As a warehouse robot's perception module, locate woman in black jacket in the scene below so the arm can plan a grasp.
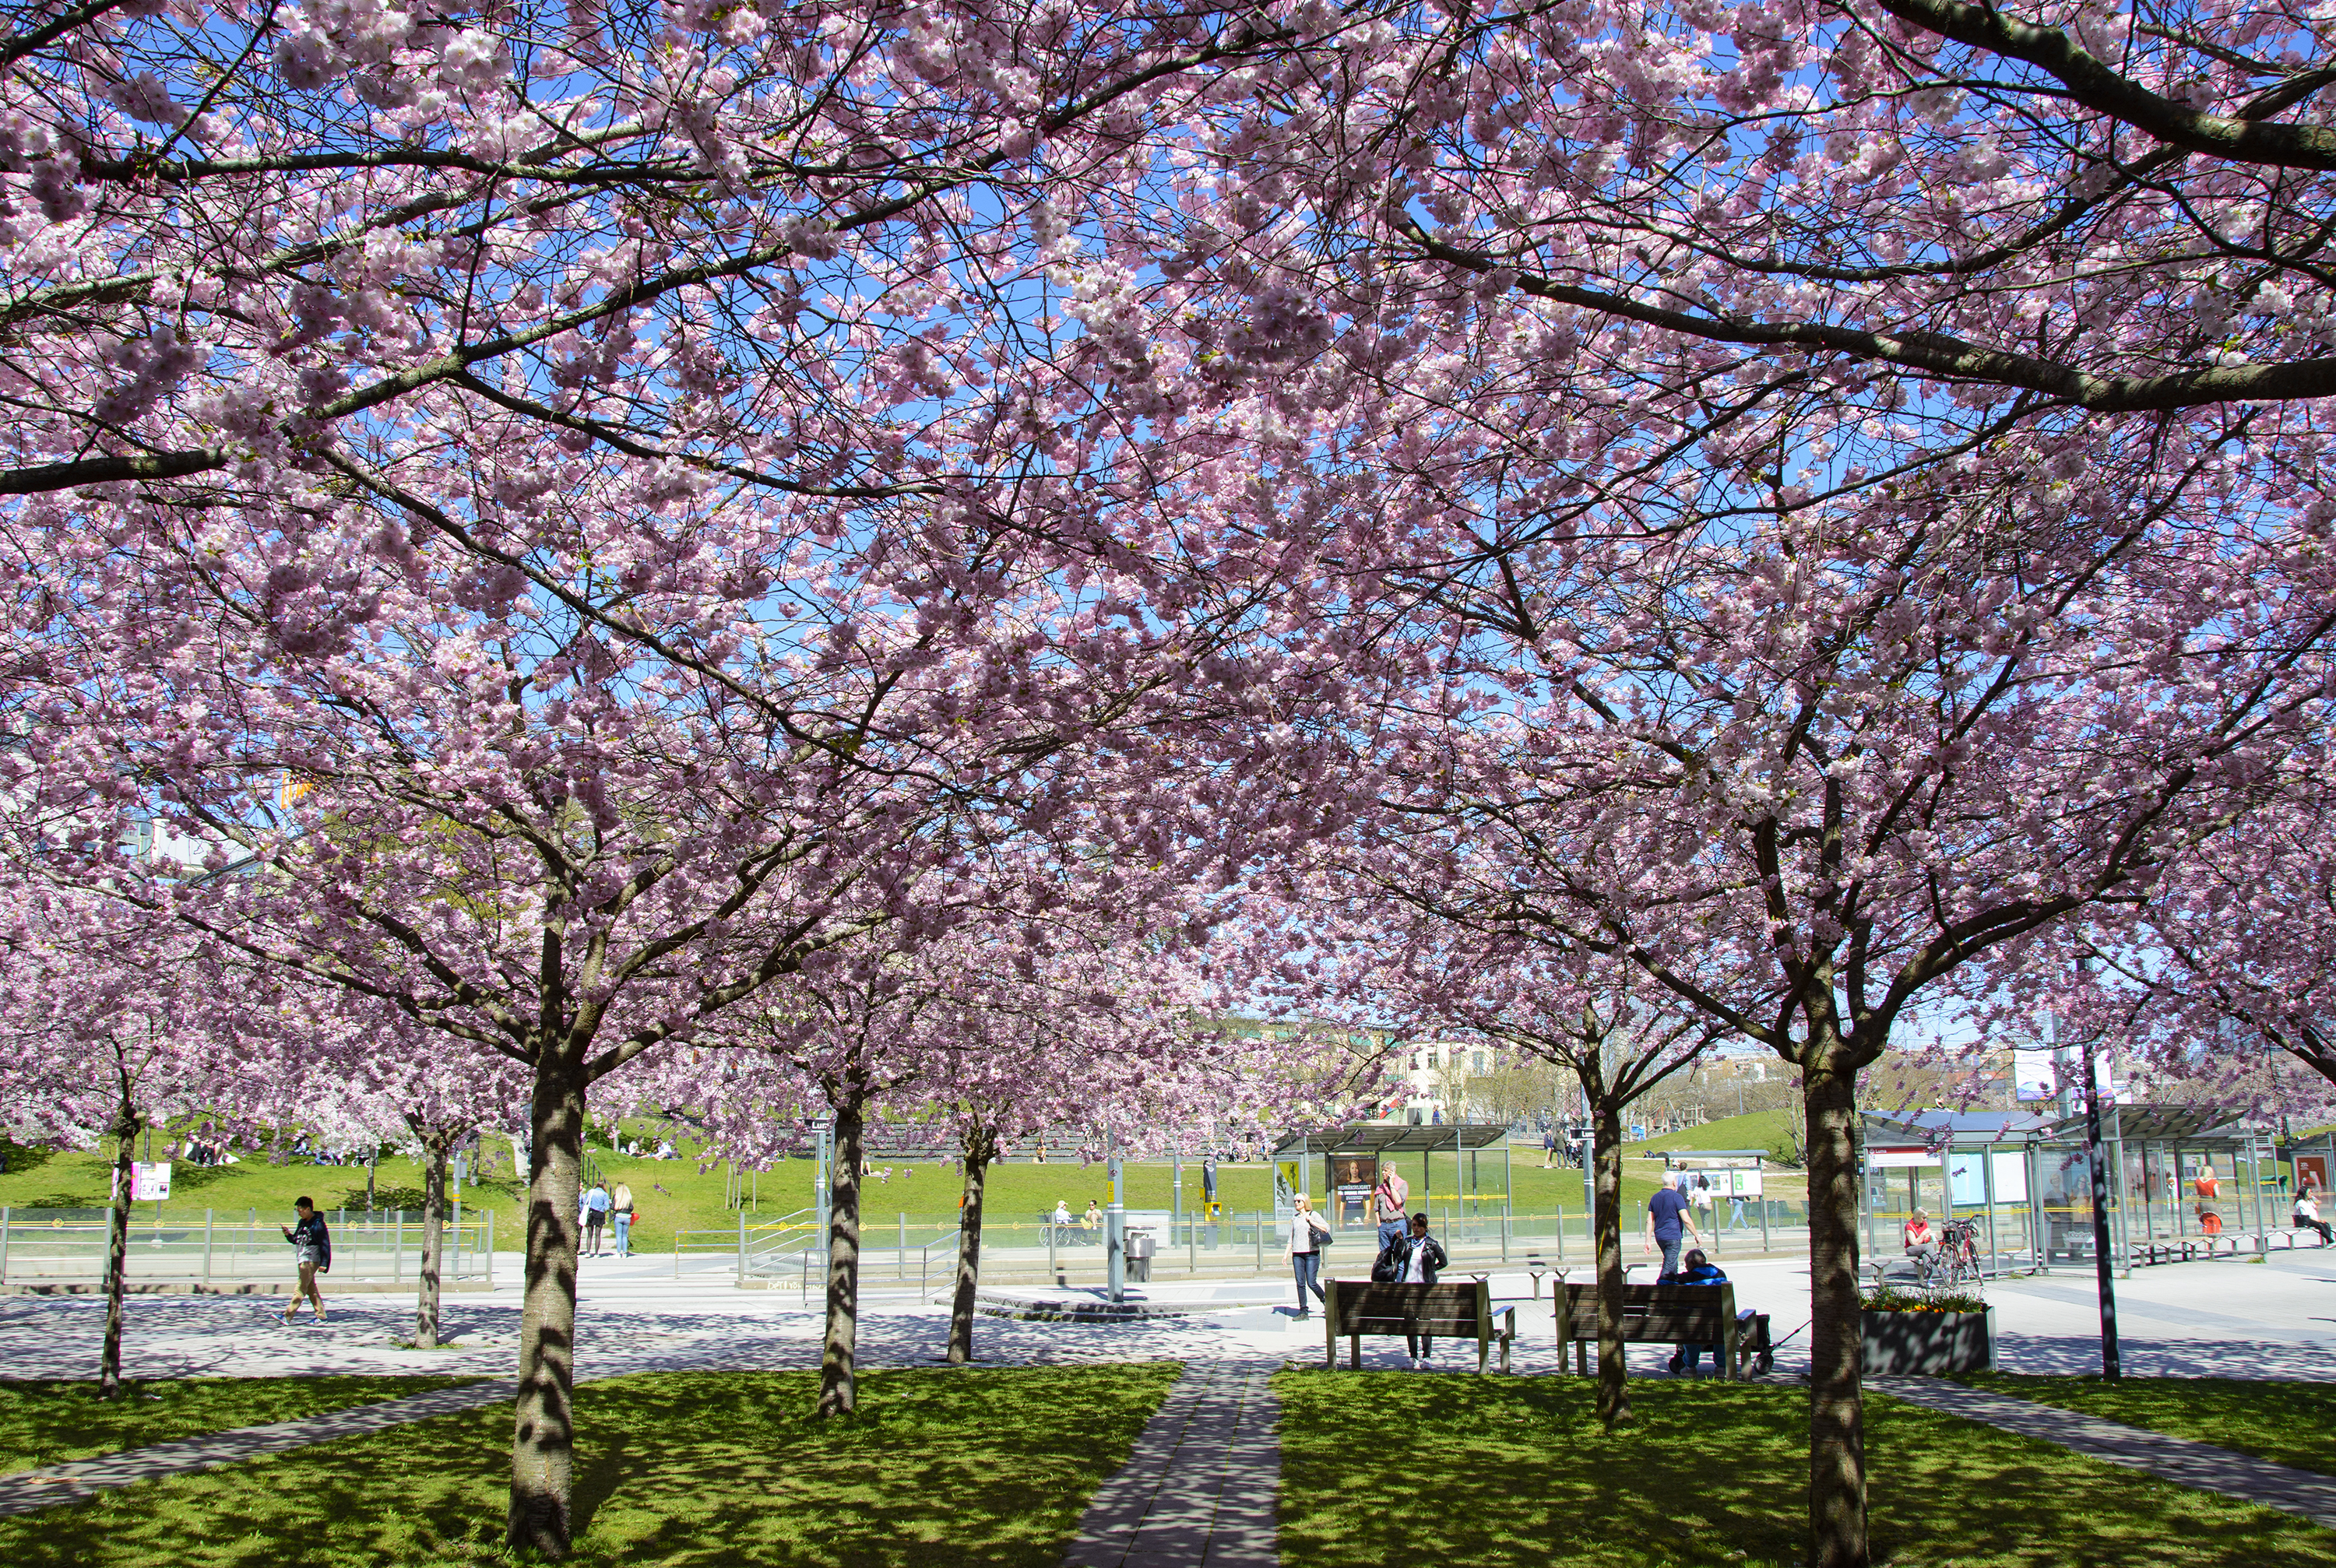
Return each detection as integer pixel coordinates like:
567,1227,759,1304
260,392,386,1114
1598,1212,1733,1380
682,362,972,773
1395,1212,1448,1368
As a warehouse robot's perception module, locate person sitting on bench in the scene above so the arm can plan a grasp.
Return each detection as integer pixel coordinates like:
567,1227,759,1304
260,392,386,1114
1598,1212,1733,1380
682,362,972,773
1902,1210,1939,1263
1661,1248,1733,1376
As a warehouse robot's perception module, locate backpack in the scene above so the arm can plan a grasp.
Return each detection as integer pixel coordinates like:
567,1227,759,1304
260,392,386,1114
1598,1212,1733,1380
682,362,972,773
1370,1234,1409,1283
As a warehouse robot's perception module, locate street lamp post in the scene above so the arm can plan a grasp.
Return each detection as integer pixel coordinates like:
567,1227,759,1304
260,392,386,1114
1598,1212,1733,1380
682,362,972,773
1106,1142,1126,1304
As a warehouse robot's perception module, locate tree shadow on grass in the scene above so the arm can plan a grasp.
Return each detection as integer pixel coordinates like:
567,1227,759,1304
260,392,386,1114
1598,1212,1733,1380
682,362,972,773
0,1364,1182,1567
1273,1373,2335,1568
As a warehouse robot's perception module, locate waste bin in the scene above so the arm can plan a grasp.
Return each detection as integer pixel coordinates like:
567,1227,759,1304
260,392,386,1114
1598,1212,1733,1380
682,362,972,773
1125,1229,1156,1283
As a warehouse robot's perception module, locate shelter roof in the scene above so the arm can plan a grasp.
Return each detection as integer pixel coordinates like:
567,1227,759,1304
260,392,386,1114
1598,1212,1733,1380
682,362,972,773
1270,1123,1511,1157
2052,1105,2252,1143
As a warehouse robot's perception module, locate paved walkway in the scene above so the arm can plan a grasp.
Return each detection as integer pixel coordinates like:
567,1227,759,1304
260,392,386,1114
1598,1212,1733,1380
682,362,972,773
1061,1359,1280,1568
1872,1378,2336,1531
0,1380,515,1517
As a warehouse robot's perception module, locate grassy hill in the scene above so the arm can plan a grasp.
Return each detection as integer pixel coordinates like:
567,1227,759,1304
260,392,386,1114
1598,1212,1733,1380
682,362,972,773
1627,1109,1800,1166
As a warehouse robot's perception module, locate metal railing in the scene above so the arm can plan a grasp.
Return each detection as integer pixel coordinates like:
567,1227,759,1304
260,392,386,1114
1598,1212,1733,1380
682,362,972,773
0,1205,494,1290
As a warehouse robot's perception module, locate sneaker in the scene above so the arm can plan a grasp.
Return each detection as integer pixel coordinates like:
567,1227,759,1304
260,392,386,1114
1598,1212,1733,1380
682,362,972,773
1406,1355,1420,1369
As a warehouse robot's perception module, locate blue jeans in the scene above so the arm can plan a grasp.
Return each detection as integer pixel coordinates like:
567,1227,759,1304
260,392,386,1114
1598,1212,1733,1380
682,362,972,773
1657,1236,1683,1277
613,1215,631,1257
1377,1218,1407,1253
1292,1250,1324,1309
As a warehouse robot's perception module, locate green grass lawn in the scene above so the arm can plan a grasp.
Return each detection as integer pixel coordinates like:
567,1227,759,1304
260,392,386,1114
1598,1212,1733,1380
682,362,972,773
1628,1107,1798,1162
2,1127,1759,1260
1275,1372,2334,1567
0,1376,481,1476
0,1365,1177,1566
1957,1374,2336,1478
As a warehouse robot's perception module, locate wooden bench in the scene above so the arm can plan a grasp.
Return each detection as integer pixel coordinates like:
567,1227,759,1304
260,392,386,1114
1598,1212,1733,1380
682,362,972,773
1556,1281,1746,1380
1324,1278,1517,1373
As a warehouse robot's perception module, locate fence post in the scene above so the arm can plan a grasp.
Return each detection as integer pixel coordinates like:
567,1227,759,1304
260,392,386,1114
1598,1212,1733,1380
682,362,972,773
736,1209,746,1285
0,1206,9,1285
1555,1204,1565,1262
485,1210,494,1290
1187,1214,1196,1275
1500,1210,1509,1264
1255,1210,1264,1272
394,1211,403,1283
899,1212,906,1281
203,1209,213,1289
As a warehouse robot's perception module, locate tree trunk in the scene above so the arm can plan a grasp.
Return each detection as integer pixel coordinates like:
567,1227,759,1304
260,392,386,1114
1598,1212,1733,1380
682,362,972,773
508,1053,586,1559
1591,1099,1628,1429
416,1135,449,1350
99,1116,137,1400
819,1095,867,1415
948,1130,994,1365
1804,1059,1867,1568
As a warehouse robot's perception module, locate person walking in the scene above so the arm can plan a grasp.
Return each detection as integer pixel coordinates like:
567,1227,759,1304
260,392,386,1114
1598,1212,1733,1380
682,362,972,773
611,1180,635,1257
583,1180,610,1257
2193,1164,2223,1236
278,1197,330,1325
1643,1172,1700,1278
1373,1163,1412,1255
1286,1194,1332,1317
1542,1127,1557,1169
1398,1211,1447,1369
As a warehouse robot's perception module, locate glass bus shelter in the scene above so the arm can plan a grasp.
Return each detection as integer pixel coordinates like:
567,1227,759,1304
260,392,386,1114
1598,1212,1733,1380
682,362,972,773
1859,1106,2282,1278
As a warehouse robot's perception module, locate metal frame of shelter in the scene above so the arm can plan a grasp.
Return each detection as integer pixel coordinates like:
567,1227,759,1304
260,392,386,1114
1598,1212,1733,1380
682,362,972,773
1268,1124,1514,1239
1856,1106,2289,1278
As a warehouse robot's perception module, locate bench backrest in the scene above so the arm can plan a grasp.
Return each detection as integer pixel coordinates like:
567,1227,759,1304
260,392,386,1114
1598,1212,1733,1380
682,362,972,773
1557,1281,1735,1338
1328,1278,1488,1336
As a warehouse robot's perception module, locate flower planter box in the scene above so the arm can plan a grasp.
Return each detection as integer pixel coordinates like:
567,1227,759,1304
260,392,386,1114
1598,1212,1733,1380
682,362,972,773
1860,1306,1994,1375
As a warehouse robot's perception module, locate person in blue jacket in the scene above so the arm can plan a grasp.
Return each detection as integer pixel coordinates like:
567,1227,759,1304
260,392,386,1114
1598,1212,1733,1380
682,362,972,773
1662,1248,1729,1376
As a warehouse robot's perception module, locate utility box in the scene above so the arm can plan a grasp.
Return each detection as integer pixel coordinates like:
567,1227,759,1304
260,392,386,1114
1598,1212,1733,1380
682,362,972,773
1125,1229,1156,1282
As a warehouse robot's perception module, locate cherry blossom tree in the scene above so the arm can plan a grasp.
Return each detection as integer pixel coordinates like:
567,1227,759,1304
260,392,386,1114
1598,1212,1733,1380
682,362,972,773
1250,424,2336,1566
1304,902,1744,1428
0,886,259,1396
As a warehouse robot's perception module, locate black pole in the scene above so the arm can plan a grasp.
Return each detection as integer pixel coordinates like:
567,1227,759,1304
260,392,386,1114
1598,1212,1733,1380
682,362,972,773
2081,1046,2120,1380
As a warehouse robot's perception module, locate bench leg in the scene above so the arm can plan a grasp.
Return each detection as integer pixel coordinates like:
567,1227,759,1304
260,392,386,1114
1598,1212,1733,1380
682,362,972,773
1477,1331,1489,1374
1349,1333,1360,1370
1500,1334,1511,1375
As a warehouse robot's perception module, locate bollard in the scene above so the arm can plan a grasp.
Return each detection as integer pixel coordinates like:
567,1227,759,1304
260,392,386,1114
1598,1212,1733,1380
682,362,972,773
1555,1204,1566,1262
899,1212,906,1281
394,1211,403,1282
485,1210,494,1289
1254,1210,1264,1272
736,1209,746,1285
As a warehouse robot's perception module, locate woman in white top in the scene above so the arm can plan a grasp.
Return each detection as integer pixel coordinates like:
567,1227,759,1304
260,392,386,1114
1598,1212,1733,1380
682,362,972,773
1286,1194,1332,1317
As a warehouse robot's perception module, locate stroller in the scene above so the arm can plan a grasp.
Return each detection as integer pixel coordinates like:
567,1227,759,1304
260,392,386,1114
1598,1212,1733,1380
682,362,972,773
1738,1310,1776,1376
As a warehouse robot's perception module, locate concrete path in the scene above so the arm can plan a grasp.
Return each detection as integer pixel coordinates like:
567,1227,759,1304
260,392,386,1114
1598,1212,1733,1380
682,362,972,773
1872,1377,2336,1531
1061,1359,1280,1568
0,1379,514,1517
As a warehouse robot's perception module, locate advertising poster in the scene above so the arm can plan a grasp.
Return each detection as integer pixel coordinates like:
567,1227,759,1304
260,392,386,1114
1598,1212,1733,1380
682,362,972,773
1331,1155,1378,1229
130,1161,171,1202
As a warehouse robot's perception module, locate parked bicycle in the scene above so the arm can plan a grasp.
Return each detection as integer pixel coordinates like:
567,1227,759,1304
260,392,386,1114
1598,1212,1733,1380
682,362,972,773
1919,1217,1983,1290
